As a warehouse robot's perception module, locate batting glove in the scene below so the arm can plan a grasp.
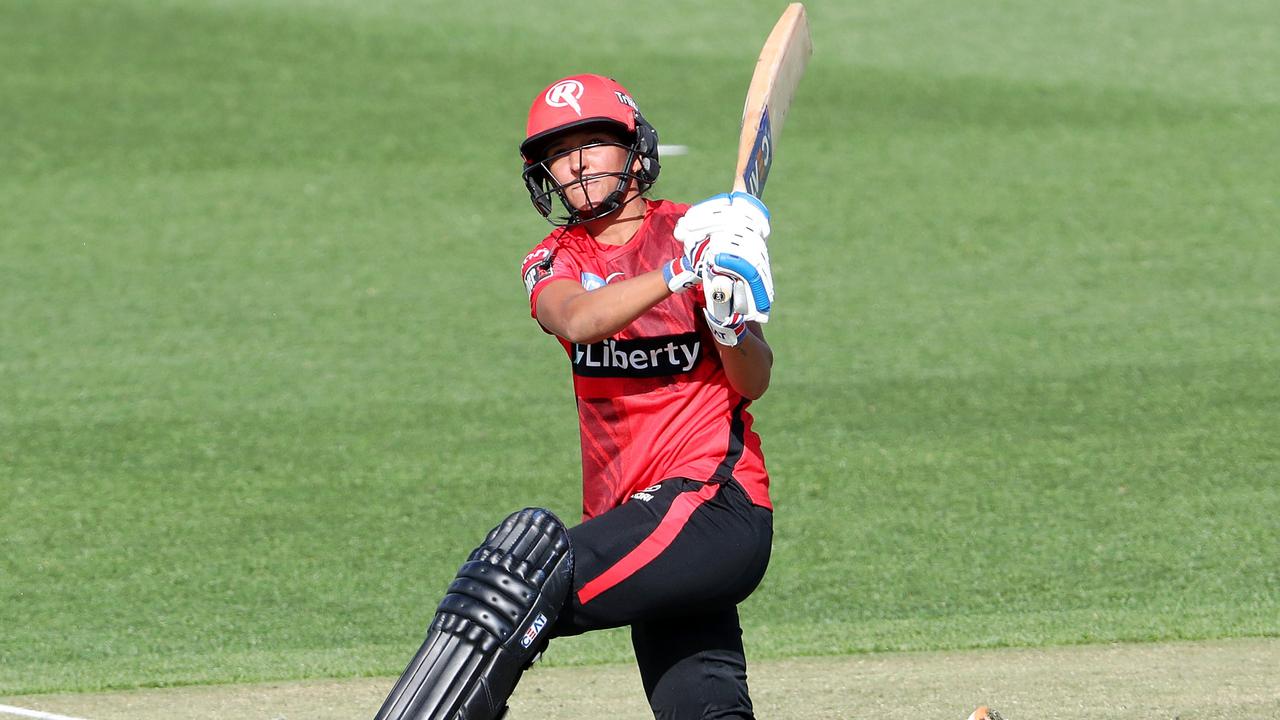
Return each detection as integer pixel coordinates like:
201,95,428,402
674,192,772,245
703,306,748,347
703,244,773,323
663,235,711,293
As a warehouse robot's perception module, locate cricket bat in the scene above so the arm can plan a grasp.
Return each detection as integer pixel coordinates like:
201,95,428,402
709,2,813,318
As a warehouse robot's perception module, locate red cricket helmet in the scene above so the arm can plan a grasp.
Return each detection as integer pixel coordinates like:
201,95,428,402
520,74,661,225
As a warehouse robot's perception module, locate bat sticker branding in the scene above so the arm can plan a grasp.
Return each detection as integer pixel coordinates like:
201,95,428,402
742,107,773,197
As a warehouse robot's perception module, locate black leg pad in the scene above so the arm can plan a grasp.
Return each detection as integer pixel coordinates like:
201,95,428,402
373,508,573,720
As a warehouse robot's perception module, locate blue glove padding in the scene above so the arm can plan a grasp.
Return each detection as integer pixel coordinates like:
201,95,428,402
711,254,771,317
703,244,773,323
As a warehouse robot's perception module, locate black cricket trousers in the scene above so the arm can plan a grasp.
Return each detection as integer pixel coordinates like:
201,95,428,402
550,477,773,719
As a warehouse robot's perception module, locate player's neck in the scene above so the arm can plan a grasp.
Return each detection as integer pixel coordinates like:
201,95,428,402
583,195,647,246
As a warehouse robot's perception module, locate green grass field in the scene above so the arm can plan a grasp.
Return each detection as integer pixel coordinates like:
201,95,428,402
2,0,1278,699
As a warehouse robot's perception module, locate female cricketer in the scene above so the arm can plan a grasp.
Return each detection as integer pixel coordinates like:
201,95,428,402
373,73,777,720
517,72,775,720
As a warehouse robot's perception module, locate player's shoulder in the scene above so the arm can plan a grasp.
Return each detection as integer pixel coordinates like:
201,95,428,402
522,228,562,257
520,227,572,273
639,198,691,240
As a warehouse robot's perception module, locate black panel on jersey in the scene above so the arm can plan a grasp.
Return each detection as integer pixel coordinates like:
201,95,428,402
570,332,704,378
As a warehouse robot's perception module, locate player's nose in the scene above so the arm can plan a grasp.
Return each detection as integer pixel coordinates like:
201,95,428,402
568,147,586,175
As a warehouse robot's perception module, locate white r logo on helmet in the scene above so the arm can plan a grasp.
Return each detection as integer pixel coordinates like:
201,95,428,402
545,80,584,116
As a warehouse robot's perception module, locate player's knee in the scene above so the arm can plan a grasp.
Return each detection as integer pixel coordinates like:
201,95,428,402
451,506,574,653
646,658,753,720
372,507,573,720
649,687,754,720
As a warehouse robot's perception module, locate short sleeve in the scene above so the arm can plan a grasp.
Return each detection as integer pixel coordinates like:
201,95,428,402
520,242,581,318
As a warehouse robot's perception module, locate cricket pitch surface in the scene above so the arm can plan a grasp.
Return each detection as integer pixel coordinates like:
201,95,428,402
3,638,1276,719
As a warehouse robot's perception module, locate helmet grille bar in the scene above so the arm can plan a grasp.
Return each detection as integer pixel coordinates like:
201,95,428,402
521,140,657,227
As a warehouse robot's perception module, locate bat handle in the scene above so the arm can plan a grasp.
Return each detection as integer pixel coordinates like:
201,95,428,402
709,275,735,318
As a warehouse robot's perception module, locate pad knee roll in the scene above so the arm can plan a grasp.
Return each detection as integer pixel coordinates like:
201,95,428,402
374,508,573,720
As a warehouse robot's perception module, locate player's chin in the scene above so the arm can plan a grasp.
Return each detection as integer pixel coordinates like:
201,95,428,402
568,190,610,212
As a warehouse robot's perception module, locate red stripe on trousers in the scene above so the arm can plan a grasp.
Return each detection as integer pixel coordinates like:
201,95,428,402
577,482,721,605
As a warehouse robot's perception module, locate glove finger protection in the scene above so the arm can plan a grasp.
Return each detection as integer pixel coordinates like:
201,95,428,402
673,191,771,255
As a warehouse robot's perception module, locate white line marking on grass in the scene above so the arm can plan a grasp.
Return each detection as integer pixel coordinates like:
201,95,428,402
0,705,93,720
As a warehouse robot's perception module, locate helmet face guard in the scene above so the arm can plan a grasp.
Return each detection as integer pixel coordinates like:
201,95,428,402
522,128,660,226
520,75,661,226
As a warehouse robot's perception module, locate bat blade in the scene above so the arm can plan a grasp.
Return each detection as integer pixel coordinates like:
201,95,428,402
732,3,813,199
711,4,811,326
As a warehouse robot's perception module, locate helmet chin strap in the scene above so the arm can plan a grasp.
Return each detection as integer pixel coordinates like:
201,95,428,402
565,168,638,225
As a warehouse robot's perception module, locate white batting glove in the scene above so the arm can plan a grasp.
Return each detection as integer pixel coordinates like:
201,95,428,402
675,192,773,320
662,235,711,293
703,306,748,347
703,243,773,323
673,192,772,249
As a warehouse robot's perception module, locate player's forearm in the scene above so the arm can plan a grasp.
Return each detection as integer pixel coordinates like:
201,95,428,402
716,325,772,399
557,270,671,344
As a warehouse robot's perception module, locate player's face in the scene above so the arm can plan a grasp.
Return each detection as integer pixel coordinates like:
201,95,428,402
544,128,635,211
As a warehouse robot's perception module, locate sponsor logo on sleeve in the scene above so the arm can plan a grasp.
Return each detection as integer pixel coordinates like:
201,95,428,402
571,332,702,378
522,247,554,297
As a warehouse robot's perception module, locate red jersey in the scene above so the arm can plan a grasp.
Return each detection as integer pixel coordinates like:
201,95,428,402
520,199,771,520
